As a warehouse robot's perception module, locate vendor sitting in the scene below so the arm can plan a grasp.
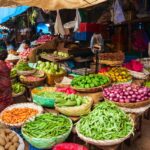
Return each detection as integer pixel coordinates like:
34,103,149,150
18,40,33,60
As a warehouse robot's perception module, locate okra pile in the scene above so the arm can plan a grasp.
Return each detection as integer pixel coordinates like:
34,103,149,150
77,101,133,140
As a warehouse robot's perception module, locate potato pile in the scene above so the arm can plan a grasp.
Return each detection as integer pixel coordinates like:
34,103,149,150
0,129,19,150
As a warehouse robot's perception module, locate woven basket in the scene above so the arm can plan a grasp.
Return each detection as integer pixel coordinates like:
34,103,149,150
128,69,149,79
93,58,123,66
0,103,43,128
54,77,72,88
20,76,46,87
12,87,26,98
71,81,111,93
47,72,66,85
55,97,93,117
21,115,72,149
31,87,56,108
12,130,25,150
112,80,132,85
76,118,134,146
17,69,36,76
105,98,150,108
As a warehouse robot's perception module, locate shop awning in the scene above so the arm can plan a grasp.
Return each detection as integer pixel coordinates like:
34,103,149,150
0,0,107,10
0,6,29,24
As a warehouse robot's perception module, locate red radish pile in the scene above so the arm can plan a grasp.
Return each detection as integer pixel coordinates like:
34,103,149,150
124,60,143,72
103,84,150,103
56,87,76,94
36,35,55,44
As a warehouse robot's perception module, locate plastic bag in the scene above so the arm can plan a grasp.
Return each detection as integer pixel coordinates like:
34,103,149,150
74,9,81,32
53,143,88,150
54,10,65,35
112,0,125,24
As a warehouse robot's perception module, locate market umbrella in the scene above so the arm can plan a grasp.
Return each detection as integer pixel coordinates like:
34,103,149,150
0,0,107,10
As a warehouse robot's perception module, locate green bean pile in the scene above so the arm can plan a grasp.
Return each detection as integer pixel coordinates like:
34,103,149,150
77,101,133,140
22,113,72,138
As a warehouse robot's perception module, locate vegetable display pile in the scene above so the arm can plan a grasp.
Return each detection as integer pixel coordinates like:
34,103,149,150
77,101,133,140
36,35,54,43
53,51,69,58
55,94,88,107
22,113,72,138
12,82,25,94
104,67,132,83
36,61,65,75
0,129,20,150
1,108,38,124
71,74,110,88
36,91,64,99
56,87,76,94
15,61,33,71
124,60,143,72
10,69,17,78
20,70,45,82
100,51,124,61
103,84,150,103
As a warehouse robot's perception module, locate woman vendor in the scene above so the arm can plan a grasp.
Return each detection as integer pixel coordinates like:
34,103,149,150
18,40,33,60
0,49,13,112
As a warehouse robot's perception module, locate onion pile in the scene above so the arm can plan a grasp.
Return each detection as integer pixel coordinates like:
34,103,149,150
103,84,150,103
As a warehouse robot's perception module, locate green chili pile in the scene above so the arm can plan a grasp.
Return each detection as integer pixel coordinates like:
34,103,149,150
77,101,133,140
22,113,72,138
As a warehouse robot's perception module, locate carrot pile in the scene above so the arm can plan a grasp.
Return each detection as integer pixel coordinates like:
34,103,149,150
1,108,38,124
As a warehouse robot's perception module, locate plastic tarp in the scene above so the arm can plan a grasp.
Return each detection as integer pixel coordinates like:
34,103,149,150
0,0,106,10
0,6,29,24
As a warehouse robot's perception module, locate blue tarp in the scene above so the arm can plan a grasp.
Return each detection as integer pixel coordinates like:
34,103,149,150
36,23,50,34
0,6,29,24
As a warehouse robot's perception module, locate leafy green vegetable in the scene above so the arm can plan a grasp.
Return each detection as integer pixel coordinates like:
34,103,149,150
12,82,25,94
77,101,133,140
22,113,72,138
15,61,33,71
10,69,17,78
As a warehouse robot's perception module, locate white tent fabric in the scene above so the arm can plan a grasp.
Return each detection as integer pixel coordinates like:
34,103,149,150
74,9,82,32
54,10,65,35
0,0,107,10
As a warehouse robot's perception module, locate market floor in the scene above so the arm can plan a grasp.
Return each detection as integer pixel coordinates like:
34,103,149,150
124,119,150,150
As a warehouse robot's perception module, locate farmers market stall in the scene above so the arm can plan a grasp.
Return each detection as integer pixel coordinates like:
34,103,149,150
1,1,150,150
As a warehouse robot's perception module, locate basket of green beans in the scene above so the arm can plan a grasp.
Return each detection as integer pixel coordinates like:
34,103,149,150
76,101,134,146
21,113,73,149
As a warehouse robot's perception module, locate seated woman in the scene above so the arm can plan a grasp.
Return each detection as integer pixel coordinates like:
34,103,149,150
18,40,33,60
0,49,13,112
